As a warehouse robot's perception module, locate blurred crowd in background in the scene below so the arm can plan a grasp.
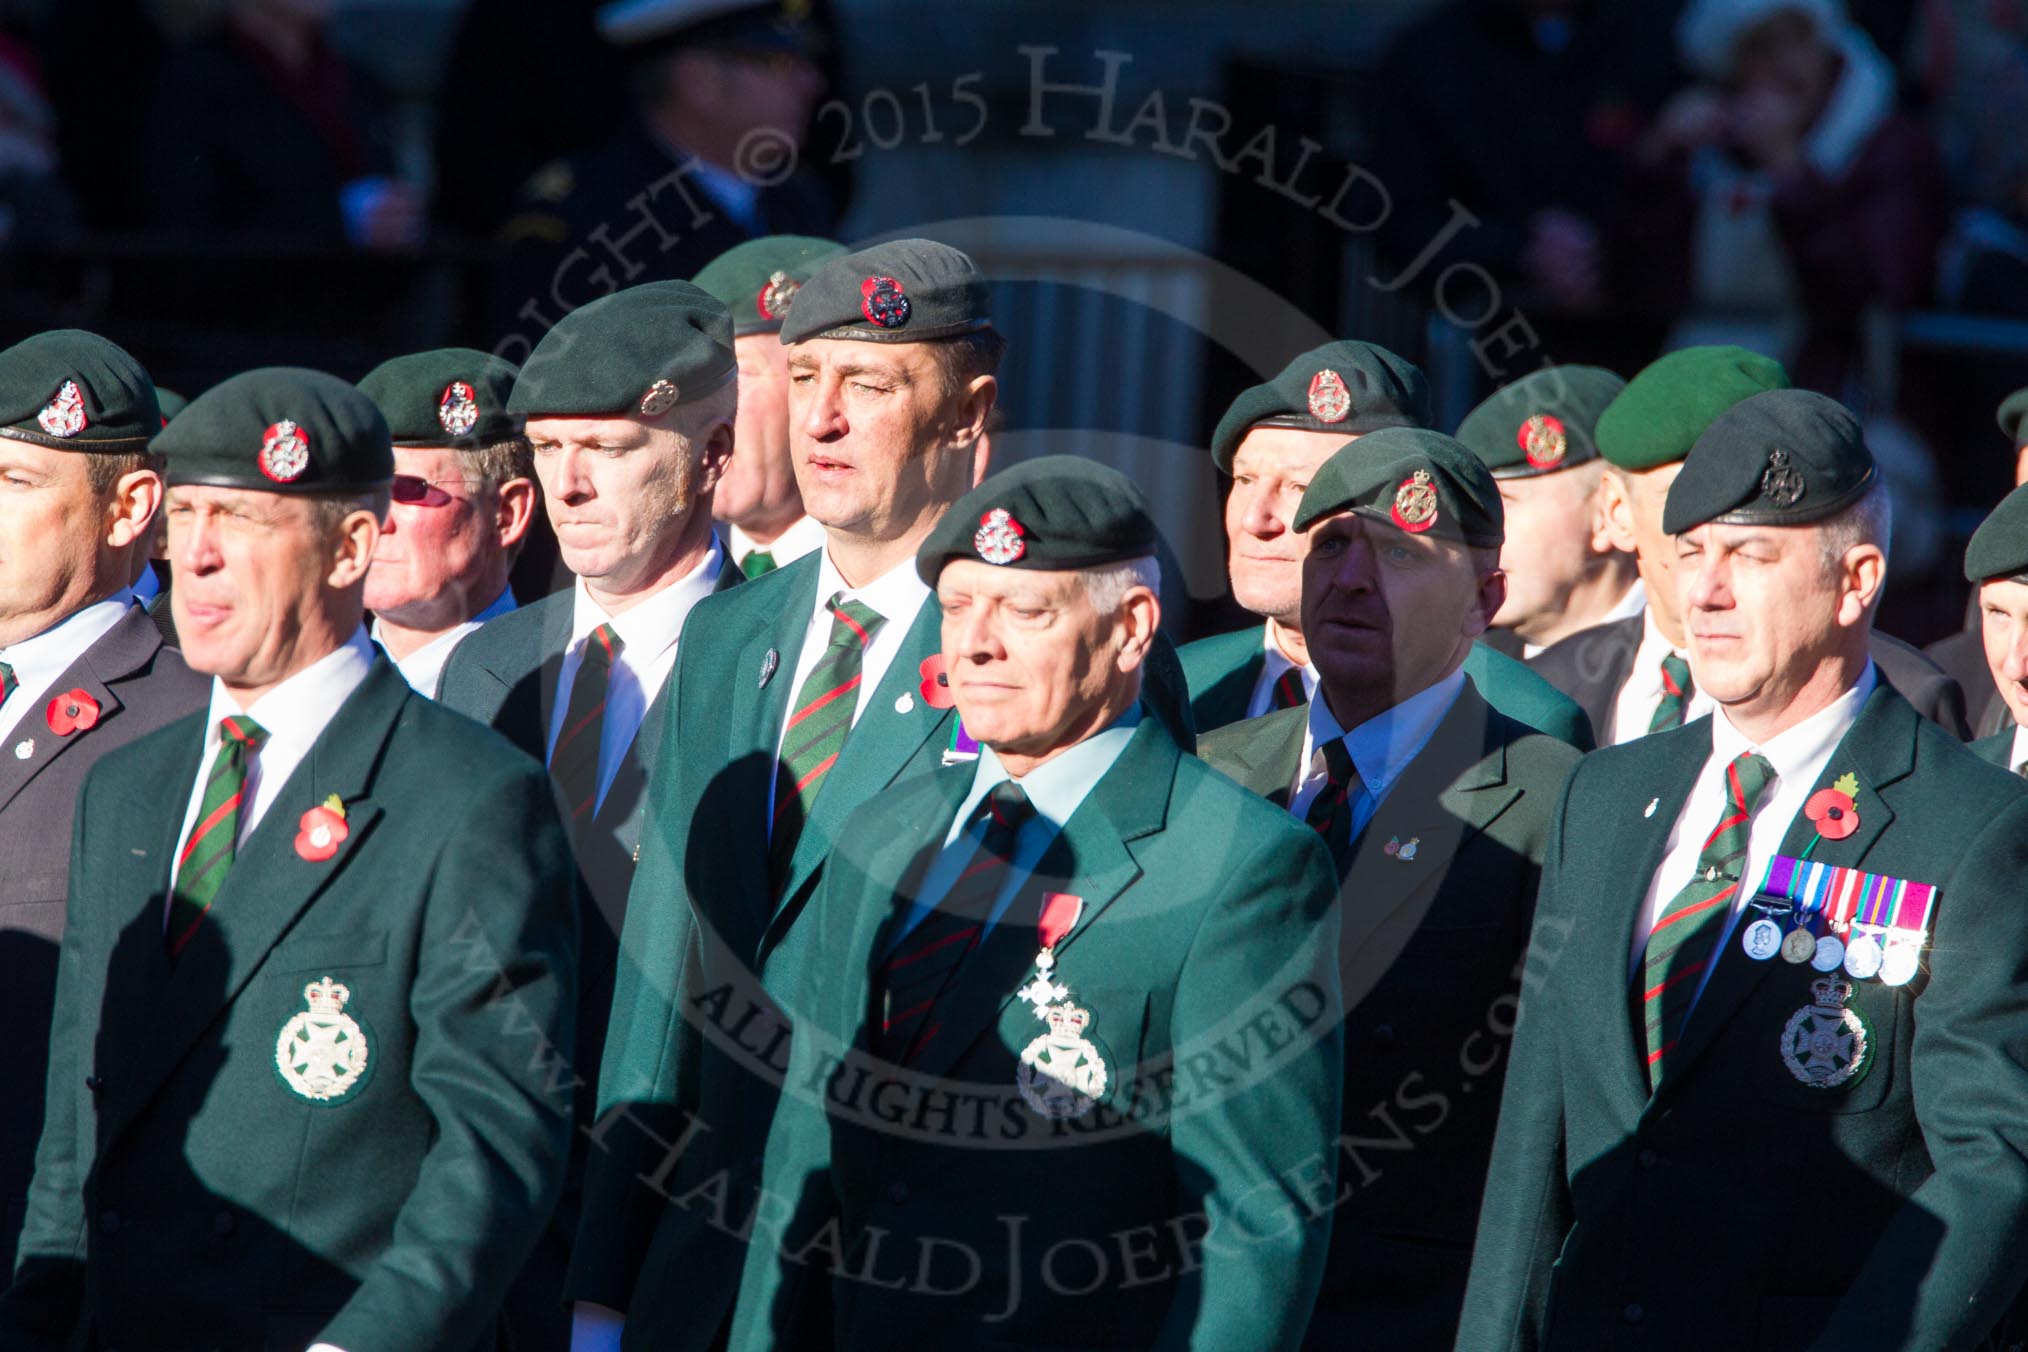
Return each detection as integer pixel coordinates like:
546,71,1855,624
0,0,2020,642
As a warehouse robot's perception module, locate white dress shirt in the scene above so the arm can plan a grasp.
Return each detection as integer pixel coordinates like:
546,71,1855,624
373,585,517,699
167,630,378,906
1629,665,1877,1011
2011,724,2028,776
1609,606,1716,746
727,514,824,572
0,592,134,742
1288,670,1467,839
765,549,932,839
546,540,724,816
887,707,1142,950
1246,626,1317,719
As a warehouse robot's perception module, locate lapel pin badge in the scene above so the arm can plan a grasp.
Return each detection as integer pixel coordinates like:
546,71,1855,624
894,693,915,715
12,739,31,760
1644,798,1659,818
758,647,779,689
1384,835,1420,861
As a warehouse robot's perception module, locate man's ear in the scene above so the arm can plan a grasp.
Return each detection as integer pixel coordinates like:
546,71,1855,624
1600,468,1638,553
694,418,736,497
1114,586,1162,674
327,509,382,589
105,467,163,551
1836,542,1887,628
494,477,539,550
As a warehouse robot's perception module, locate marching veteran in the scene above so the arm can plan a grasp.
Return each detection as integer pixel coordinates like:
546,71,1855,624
729,455,1345,1351
565,238,996,1349
358,348,535,697
0,369,579,1350
1963,484,2028,776
1178,340,1592,748
0,330,206,1280
435,280,741,1352
692,234,845,576
1198,431,1582,1350
1458,389,2028,1350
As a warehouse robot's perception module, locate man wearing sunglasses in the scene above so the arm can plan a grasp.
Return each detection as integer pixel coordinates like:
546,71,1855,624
438,280,741,1352
359,350,537,698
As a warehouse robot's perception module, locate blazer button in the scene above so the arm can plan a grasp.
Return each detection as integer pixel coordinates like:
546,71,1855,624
211,1211,236,1238
1637,1148,1658,1170
1622,1303,1644,1325
84,1074,103,1094
885,1181,909,1205
98,1210,121,1236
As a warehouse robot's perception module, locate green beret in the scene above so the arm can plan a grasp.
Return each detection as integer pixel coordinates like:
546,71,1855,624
1597,345,1790,472
1209,341,1431,474
781,238,991,345
1997,387,2028,448
1454,365,1626,479
156,387,188,423
692,234,846,337
1964,484,2028,583
1292,427,1504,547
156,367,393,495
916,454,1157,585
359,349,522,449
508,280,735,419
0,329,160,450
1663,389,1876,535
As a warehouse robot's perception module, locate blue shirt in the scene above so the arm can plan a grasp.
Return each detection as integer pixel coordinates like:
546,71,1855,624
1289,670,1467,840
886,706,1143,952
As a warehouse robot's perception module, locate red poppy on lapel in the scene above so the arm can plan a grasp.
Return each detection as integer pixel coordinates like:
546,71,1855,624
1804,781,1859,841
296,795,350,862
45,689,99,735
919,653,955,709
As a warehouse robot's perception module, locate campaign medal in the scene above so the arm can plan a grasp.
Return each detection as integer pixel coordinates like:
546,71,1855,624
1778,975,1871,1089
1015,892,1107,1121
1739,893,1790,962
1878,877,1937,988
1762,856,1820,963
1780,927,1818,964
274,977,372,1104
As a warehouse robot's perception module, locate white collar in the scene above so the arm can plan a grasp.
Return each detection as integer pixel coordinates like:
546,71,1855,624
811,545,931,630
1634,605,1687,668
728,515,825,567
1605,577,1648,625
2011,723,2028,774
1308,668,1467,799
1709,663,1877,782
570,538,724,658
374,586,516,697
0,592,134,680
207,628,377,742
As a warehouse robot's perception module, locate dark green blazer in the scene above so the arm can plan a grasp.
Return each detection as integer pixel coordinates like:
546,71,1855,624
1972,726,2017,772
566,551,959,1348
1458,685,2028,1351
0,661,578,1351
1200,682,1580,1351
1179,623,1594,750
727,717,1345,1351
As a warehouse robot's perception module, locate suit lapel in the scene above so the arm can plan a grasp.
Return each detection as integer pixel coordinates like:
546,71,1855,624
1214,706,1308,806
910,724,1175,1083
101,664,406,1148
763,594,950,955
1660,688,1916,1091
0,607,161,814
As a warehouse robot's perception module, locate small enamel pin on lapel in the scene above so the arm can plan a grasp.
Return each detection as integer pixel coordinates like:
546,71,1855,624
1644,798,1659,818
758,648,779,689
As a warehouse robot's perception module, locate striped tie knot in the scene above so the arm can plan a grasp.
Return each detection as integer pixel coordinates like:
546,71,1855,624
824,594,885,650
219,714,269,752
166,713,270,960
1650,652,1694,733
978,780,1035,852
1272,666,1307,710
1302,738,1361,877
0,659,14,707
585,623,623,669
549,624,625,829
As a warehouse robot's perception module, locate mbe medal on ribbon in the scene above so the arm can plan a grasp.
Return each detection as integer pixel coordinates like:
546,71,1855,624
1018,1002,1108,1122
1779,976,1872,1089
275,977,372,1105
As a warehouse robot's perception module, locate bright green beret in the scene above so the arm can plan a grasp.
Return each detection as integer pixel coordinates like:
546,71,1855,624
1292,426,1504,547
0,329,159,450
1965,483,2028,582
917,454,1157,584
1596,345,1790,471
1209,340,1430,474
781,238,992,344
358,348,522,449
1663,389,1876,534
156,367,393,494
508,280,735,418
1454,364,1626,478
692,234,847,337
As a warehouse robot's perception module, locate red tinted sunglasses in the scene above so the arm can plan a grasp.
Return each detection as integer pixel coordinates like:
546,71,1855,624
389,474,473,507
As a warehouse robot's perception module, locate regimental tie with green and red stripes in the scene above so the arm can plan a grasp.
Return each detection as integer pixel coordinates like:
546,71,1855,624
167,715,269,960
1640,750,1774,1087
770,596,885,887
549,623,622,832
